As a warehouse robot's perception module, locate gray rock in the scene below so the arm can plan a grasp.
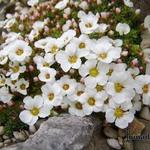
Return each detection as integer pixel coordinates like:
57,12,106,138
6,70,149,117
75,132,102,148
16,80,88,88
1,114,110,150
0,126,4,136
140,106,150,121
2,135,9,140
104,127,118,138
3,139,11,144
13,131,27,142
0,142,4,148
107,138,121,150
133,119,150,150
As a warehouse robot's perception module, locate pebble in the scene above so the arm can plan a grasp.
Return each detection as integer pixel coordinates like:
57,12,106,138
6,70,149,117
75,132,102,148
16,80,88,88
0,126,4,136
107,138,121,150
128,119,145,136
118,129,126,138
104,127,118,138
29,125,37,134
11,138,16,143
13,131,27,141
124,139,134,150
0,142,3,148
139,106,150,121
2,135,9,140
4,139,11,144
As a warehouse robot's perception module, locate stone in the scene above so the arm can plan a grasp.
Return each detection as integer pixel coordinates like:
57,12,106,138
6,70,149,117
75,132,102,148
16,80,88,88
0,126,4,136
124,140,134,150
104,127,118,138
128,118,145,136
13,131,27,142
1,114,111,150
29,125,36,134
3,139,11,144
140,106,150,121
0,142,4,148
2,135,9,140
107,138,121,150
118,129,126,138
133,119,150,150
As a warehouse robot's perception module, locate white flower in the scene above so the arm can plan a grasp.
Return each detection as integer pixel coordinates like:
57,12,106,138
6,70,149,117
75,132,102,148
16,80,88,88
130,94,141,114
0,54,8,65
45,38,63,54
116,23,130,35
38,68,56,83
34,37,52,49
91,37,121,63
127,67,140,78
34,53,55,70
82,90,108,115
58,29,76,47
79,1,88,10
144,15,150,32
107,63,127,77
4,18,16,29
33,21,45,32
55,0,69,10
57,75,77,96
68,100,86,117
5,78,17,92
106,101,134,129
67,83,86,102
15,79,29,95
79,60,109,88
71,34,91,57
106,71,135,104
27,0,39,6
28,30,39,41
6,62,26,80
98,23,109,33
19,96,52,125
5,40,32,62
0,87,12,103
123,0,133,7
78,11,99,34
0,74,6,87
135,75,150,106
56,43,82,72
41,83,63,106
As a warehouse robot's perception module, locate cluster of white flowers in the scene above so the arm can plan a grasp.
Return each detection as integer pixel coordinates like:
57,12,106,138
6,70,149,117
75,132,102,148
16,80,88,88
0,0,149,129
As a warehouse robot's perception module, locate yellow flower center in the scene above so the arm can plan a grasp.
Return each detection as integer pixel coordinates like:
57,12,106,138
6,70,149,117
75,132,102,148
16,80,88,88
48,93,54,101
51,45,58,54
79,42,86,49
75,102,83,110
45,73,50,79
85,23,92,28
16,49,24,56
114,83,124,93
30,107,39,116
99,52,107,59
96,84,104,92
0,79,5,85
107,69,113,76
43,62,49,67
88,97,96,106
63,84,69,90
68,55,77,64
20,84,26,90
77,91,84,96
142,84,149,94
114,107,124,118
12,66,19,73
89,68,99,77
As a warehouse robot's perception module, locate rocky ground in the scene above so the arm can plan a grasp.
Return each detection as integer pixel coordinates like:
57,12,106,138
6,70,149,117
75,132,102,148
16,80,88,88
0,0,150,150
